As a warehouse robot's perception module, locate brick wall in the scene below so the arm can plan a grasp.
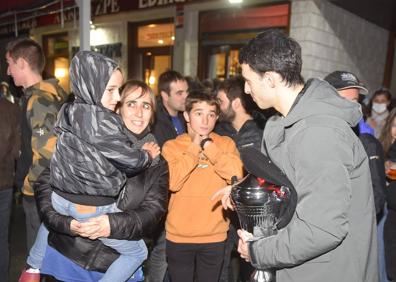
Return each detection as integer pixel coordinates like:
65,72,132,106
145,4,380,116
290,0,389,93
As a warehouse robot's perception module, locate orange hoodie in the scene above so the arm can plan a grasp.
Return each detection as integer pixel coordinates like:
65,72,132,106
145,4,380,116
162,132,243,243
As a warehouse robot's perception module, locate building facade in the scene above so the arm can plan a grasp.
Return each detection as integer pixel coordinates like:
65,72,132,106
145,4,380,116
0,0,393,95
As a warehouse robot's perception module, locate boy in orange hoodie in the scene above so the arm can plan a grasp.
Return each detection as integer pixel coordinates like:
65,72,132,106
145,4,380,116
162,91,243,282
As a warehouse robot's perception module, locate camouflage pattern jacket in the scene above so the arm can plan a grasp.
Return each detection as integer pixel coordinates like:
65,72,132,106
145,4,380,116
16,79,68,196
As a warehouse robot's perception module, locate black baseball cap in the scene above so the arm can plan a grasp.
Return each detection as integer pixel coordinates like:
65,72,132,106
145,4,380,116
324,71,368,95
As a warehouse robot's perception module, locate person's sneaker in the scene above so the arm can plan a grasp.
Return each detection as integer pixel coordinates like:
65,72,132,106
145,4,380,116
18,268,40,282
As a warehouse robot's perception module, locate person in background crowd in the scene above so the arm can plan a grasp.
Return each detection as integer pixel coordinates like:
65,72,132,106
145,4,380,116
215,75,265,151
380,108,396,160
325,71,388,282
19,51,156,282
185,76,205,94
218,29,378,282
368,88,393,138
380,108,396,281
162,91,243,282
152,70,188,147
5,38,68,254
324,70,386,215
0,81,15,103
215,75,264,282
0,95,21,282
32,80,169,282
146,70,188,282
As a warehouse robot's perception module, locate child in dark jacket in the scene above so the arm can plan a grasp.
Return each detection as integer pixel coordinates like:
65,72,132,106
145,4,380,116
20,51,159,282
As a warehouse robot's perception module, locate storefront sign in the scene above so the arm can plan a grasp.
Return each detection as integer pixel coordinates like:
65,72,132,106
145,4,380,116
0,0,215,35
138,0,192,9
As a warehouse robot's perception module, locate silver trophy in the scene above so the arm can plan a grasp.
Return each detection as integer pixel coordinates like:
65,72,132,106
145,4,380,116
231,174,292,282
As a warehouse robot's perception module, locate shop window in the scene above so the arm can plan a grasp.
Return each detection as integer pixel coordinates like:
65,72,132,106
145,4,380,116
144,54,172,92
128,19,174,94
42,32,70,93
198,3,290,80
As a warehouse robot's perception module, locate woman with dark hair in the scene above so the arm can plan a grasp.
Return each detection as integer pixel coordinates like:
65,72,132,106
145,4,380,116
31,80,168,281
367,88,393,138
378,108,396,281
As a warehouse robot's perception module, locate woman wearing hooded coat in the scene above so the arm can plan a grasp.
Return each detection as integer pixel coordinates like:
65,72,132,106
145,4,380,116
22,54,168,281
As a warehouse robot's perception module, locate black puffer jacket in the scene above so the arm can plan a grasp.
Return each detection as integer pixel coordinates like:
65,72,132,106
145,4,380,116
34,157,169,272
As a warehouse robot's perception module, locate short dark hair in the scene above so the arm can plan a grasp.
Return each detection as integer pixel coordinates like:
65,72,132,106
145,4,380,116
6,38,45,73
217,76,260,116
185,90,220,115
239,29,304,87
158,70,185,95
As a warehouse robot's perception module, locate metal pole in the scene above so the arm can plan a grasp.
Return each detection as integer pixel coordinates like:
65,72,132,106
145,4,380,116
14,12,18,37
60,0,64,28
76,0,90,51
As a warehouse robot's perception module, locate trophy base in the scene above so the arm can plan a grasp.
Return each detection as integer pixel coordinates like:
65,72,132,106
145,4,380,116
250,269,276,282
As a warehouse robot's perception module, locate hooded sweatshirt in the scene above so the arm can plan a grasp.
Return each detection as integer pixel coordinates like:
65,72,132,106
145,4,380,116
249,79,378,282
50,51,151,205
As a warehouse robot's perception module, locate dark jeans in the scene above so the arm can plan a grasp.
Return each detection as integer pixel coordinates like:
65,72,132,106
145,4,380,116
145,229,168,282
166,240,225,282
0,188,13,282
23,194,41,252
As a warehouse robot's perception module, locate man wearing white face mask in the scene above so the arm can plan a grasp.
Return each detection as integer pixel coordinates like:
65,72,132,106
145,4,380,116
368,88,392,138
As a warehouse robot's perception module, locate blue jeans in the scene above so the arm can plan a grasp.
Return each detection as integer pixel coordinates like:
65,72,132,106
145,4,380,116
28,192,147,282
0,188,13,282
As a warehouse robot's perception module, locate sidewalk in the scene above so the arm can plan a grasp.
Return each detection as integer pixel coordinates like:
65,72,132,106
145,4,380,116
9,195,27,281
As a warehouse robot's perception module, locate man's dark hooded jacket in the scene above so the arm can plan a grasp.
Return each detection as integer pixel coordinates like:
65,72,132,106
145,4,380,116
152,98,186,147
50,51,151,204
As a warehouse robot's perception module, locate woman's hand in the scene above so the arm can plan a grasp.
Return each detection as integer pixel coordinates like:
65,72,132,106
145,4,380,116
211,185,234,210
70,219,82,235
142,142,161,159
77,215,111,240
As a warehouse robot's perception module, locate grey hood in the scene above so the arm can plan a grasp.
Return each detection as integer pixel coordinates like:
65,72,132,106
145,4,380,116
265,78,362,148
284,78,361,127
70,50,118,106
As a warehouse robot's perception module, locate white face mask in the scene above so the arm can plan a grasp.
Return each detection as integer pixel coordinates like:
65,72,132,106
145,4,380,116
372,102,387,114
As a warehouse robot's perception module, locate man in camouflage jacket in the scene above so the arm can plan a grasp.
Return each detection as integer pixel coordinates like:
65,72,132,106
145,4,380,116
6,38,68,251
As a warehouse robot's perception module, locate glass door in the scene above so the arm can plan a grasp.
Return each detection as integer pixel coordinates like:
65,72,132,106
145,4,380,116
128,20,174,94
207,45,240,80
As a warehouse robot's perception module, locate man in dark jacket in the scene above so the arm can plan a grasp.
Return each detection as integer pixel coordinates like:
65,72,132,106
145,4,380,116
215,76,265,151
148,70,188,282
215,76,264,282
0,96,21,282
235,29,377,282
324,70,386,216
152,70,188,147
